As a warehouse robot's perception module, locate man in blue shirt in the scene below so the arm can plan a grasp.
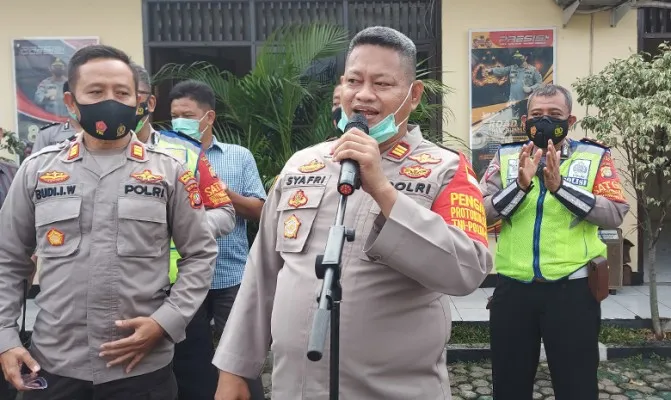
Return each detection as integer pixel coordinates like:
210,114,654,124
168,80,267,400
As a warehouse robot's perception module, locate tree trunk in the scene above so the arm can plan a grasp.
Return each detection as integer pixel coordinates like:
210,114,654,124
647,240,663,339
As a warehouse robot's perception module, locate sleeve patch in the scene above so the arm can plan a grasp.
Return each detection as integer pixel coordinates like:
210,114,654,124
593,153,627,203
431,153,488,246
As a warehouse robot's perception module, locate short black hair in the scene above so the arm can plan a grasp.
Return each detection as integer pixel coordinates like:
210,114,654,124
67,44,138,93
168,80,216,110
347,26,417,81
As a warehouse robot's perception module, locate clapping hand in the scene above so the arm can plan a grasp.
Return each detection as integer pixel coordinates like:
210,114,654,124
517,143,542,191
543,140,562,193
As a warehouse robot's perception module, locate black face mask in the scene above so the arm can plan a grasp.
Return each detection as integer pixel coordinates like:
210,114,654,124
135,102,149,124
332,107,342,127
525,116,569,149
74,99,137,141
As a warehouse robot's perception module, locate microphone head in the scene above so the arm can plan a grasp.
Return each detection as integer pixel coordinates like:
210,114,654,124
345,112,369,135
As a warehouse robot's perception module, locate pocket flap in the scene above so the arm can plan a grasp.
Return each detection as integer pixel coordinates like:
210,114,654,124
35,198,82,227
118,197,167,223
276,186,327,212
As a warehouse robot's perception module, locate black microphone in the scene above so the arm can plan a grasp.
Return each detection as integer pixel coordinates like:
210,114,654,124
337,113,368,196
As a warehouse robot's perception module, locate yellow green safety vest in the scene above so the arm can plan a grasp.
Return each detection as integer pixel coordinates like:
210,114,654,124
496,140,607,282
154,132,199,284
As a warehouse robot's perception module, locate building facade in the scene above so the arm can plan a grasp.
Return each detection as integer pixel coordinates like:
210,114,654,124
0,0,652,282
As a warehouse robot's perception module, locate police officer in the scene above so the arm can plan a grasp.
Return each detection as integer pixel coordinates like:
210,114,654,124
480,84,630,400
34,58,69,117
130,62,236,400
487,51,542,119
214,26,493,400
32,82,80,153
0,44,219,400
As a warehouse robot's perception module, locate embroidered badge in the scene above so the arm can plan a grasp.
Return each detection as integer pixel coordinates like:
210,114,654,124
600,166,613,178
131,144,145,160
67,143,80,160
388,142,410,160
408,153,442,164
189,191,203,209
283,214,301,239
298,159,325,173
178,171,196,186
116,124,127,137
38,171,70,184
131,169,163,184
530,126,537,137
288,189,308,209
95,121,107,136
46,228,65,246
202,182,232,207
400,164,431,179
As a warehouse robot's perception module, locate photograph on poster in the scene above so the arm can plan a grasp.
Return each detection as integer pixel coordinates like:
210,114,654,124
468,28,556,179
11,37,99,161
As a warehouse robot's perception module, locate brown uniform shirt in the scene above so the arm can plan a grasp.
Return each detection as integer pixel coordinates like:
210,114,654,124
213,126,493,399
0,134,218,384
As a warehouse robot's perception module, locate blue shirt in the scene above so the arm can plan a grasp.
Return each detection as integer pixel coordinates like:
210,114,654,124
206,139,267,289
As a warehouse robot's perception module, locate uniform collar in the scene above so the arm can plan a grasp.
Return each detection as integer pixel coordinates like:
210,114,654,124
381,124,424,162
61,133,149,163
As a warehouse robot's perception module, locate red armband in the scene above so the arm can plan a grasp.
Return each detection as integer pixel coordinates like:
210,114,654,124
431,153,488,246
592,153,626,203
197,151,232,209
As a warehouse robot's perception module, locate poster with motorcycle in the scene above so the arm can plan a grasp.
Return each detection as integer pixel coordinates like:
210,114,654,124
11,37,99,161
468,28,556,179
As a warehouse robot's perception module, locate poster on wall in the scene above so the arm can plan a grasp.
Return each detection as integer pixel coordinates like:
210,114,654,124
12,37,99,160
468,28,556,179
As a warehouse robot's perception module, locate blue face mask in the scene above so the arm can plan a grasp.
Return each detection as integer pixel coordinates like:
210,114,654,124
171,115,207,141
337,85,413,143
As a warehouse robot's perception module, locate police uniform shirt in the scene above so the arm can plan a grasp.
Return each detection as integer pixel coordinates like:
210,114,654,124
32,122,76,153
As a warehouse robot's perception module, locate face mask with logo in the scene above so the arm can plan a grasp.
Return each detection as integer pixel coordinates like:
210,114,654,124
332,107,342,128
337,85,413,143
72,99,137,141
172,114,208,141
525,116,569,149
135,102,149,132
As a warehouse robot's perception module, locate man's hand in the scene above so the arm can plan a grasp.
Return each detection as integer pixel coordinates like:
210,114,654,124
543,140,563,193
0,347,40,391
215,371,251,400
517,143,542,191
331,129,390,197
99,317,165,373
523,86,532,94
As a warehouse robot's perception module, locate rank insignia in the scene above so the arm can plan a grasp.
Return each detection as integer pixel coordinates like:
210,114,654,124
408,153,442,164
179,170,197,186
400,164,431,179
117,124,127,137
283,214,301,239
388,142,410,160
131,169,163,184
39,171,70,184
67,143,80,160
95,121,107,136
46,228,65,246
288,189,308,208
189,191,203,209
131,143,145,160
298,159,325,173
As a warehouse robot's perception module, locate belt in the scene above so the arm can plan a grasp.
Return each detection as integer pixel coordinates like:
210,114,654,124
533,266,588,283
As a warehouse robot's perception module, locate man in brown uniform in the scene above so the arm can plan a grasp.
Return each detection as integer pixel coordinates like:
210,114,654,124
0,44,219,399
213,26,493,400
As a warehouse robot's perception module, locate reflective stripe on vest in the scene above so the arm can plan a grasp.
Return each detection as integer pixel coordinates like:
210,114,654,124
155,138,199,284
496,141,607,282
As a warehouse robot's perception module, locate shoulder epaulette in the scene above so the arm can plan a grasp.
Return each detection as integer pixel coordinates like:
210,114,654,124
159,130,202,148
39,122,59,131
579,138,610,150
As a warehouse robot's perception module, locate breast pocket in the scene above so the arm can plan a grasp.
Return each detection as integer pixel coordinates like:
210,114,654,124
275,186,327,253
117,197,168,258
34,197,82,258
